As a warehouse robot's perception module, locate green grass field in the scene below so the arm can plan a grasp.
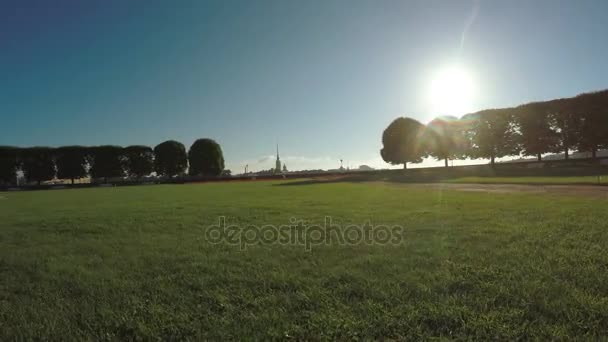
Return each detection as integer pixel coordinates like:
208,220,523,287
1,180,607,339
446,175,607,185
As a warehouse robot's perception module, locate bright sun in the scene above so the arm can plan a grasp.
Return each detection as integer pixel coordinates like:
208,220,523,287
427,66,476,119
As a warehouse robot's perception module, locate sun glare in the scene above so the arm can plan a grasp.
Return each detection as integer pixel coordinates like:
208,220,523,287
427,66,476,119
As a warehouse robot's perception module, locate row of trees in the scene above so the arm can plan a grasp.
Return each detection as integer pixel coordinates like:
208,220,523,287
381,89,608,168
0,139,225,185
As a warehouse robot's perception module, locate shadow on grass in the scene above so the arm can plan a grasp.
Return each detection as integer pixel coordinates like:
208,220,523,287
275,164,608,187
275,172,468,187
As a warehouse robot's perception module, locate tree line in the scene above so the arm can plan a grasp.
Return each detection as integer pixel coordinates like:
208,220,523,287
381,89,608,168
0,139,225,185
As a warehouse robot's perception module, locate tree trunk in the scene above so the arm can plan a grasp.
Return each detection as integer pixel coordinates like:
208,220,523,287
592,148,597,159
537,153,542,162
490,156,495,165
403,163,407,169
564,148,569,160
37,180,41,186
444,158,449,168
71,178,75,185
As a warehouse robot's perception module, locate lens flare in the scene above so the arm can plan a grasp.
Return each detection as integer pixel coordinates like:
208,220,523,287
427,66,476,119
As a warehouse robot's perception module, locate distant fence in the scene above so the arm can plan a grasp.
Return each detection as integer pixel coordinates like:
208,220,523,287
2,156,607,192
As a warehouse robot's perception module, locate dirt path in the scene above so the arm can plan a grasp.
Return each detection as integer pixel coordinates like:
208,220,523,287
411,183,608,198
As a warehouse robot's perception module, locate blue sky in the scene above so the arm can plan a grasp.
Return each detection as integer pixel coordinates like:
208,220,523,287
1,0,607,172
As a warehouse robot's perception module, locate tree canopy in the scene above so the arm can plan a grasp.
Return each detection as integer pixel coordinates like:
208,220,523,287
427,116,466,167
380,117,427,169
20,147,56,185
124,145,154,178
188,139,225,176
380,89,607,167
0,146,20,184
571,90,608,158
55,146,88,183
546,98,581,160
514,102,559,161
0,139,225,185
88,146,125,181
464,109,520,164
154,140,188,177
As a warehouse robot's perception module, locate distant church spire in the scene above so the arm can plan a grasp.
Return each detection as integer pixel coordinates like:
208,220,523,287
275,144,282,174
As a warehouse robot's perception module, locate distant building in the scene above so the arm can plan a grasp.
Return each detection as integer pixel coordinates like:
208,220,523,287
358,165,375,171
274,144,283,174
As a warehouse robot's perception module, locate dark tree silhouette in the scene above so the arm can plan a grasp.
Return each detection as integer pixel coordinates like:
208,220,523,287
427,116,466,167
88,146,125,182
514,102,559,161
0,146,20,185
21,147,56,185
571,90,608,158
546,98,582,160
188,138,225,176
154,140,187,177
380,117,427,169
2,88,606,186
124,145,154,178
55,146,88,184
464,108,520,165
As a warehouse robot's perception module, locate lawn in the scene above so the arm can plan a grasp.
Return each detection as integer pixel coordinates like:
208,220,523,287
1,180,607,339
446,175,608,185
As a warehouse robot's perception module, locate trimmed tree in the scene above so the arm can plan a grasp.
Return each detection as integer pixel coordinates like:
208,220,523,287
55,146,88,184
547,97,582,160
465,108,520,165
188,138,225,176
88,145,125,182
380,117,427,169
20,147,56,185
514,102,559,161
124,145,154,178
427,116,465,167
154,140,187,177
571,90,608,158
0,146,20,185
